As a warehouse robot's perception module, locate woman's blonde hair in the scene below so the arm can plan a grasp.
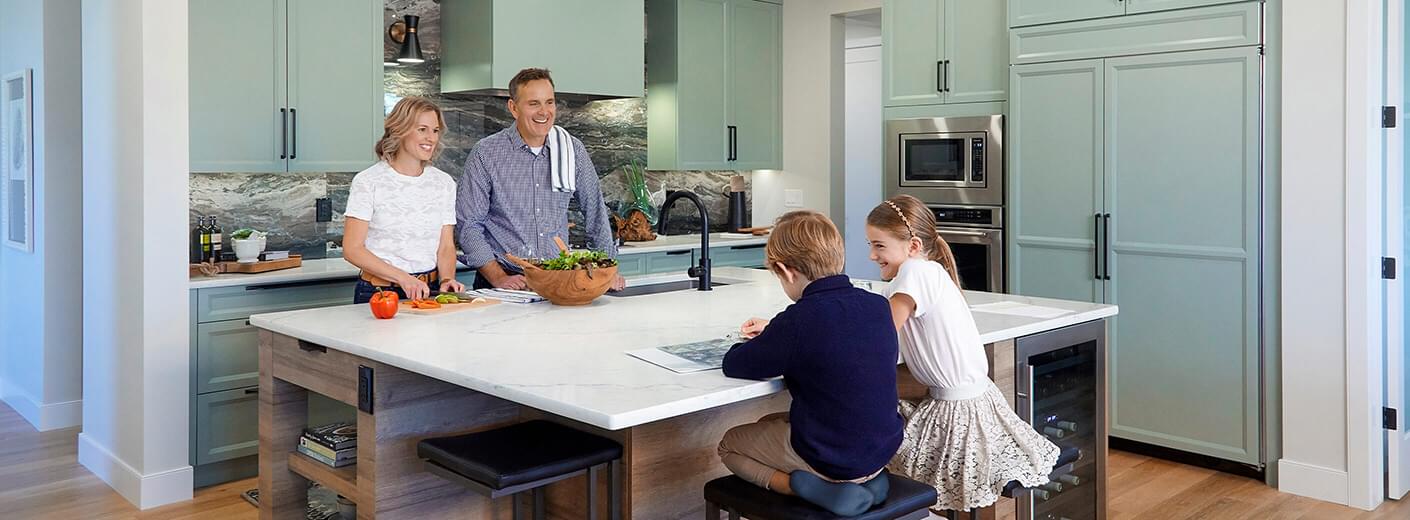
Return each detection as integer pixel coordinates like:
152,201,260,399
765,211,846,281
866,195,962,289
375,96,446,163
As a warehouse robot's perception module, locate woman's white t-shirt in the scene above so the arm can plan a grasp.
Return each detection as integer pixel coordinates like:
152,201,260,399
885,258,989,389
343,161,457,274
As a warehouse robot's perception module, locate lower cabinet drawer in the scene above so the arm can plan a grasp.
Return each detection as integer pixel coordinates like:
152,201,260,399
195,320,259,394
615,255,647,277
195,278,359,323
709,244,766,268
193,387,260,465
645,249,694,274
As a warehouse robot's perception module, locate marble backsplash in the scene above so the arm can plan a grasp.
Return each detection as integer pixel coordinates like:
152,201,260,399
190,0,750,259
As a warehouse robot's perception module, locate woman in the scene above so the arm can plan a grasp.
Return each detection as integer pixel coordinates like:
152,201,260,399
343,96,465,303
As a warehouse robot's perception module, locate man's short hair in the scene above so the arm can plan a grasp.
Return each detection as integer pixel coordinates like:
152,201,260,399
509,68,555,100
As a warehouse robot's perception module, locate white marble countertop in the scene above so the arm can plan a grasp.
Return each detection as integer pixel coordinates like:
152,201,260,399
250,267,1117,430
189,233,768,290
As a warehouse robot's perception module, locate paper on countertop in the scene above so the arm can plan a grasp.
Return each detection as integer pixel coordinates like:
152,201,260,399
969,301,1073,319
466,288,546,304
627,334,741,374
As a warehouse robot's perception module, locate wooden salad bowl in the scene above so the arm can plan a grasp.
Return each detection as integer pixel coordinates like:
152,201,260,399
505,254,618,306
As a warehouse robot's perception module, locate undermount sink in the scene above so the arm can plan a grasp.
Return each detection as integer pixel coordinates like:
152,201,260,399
608,279,731,297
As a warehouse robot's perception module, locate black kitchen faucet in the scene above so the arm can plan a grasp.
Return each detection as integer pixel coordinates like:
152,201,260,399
657,191,712,291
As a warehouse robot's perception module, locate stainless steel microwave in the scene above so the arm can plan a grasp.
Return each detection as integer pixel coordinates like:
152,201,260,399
884,115,1004,206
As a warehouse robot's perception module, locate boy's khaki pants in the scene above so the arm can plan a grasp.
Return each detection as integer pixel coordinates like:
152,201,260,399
717,413,877,489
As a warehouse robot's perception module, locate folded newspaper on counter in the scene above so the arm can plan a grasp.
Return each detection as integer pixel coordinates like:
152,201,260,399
466,288,547,304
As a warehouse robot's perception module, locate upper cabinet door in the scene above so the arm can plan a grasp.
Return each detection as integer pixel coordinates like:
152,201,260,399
1124,0,1246,15
944,0,1008,104
285,0,381,173
189,0,285,173
882,0,945,107
675,0,732,169
728,0,782,170
1007,59,1105,304
1008,0,1124,27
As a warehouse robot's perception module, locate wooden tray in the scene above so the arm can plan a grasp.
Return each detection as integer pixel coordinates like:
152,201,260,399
399,298,500,315
218,256,303,274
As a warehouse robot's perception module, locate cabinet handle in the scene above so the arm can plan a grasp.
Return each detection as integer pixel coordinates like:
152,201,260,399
244,388,259,395
936,60,945,93
1094,213,1102,280
729,244,766,251
944,60,951,92
1103,213,1112,280
281,108,289,159
290,108,297,160
727,125,738,161
665,249,691,256
298,340,327,354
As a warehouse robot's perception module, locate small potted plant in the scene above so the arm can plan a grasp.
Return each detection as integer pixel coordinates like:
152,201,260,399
229,229,268,263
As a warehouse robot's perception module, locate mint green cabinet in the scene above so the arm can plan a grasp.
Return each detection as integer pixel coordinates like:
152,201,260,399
1102,46,1261,465
440,0,644,98
882,0,1007,107
284,0,382,173
189,0,284,172
647,0,782,170
1008,59,1105,305
189,0,380,173
1009,45,1261,465
1008,0,1245,27
708,244,767,268
193,387,260,465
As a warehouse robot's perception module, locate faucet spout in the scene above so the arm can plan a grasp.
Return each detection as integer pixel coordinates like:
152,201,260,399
658,191,712,291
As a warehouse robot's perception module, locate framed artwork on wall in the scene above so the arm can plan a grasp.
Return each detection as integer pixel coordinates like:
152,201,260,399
2,69,33,253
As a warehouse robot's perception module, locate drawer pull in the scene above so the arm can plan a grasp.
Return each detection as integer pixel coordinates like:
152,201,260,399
245,278,354,291
298,341,327,354
728,244,765,251
665,250,691,256
244,388,259,395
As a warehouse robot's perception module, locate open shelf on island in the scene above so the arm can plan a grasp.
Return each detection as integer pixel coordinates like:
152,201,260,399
287,451,357,501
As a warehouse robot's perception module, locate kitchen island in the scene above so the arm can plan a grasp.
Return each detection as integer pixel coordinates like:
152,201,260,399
250,267,1116,519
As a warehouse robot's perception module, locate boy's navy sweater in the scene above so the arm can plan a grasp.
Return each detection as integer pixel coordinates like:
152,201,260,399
722,274,904,481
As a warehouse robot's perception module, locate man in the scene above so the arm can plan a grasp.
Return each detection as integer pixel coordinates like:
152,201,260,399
457,68,625,291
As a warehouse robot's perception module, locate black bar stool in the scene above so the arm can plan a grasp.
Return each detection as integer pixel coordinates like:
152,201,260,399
702,471,937,520
418,420,624,520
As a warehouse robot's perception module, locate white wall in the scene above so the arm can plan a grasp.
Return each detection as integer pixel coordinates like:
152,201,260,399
0,0,84,432
1278,0,1354,506
755,0,882,226
78,0,192,509
843,37,881,280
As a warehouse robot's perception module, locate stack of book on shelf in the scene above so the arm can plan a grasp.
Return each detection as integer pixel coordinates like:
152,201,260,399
298,422,356,468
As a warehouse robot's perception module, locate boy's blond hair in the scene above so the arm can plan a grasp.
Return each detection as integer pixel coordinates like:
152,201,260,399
765,211,846,281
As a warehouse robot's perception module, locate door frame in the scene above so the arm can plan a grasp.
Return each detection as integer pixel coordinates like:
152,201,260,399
1384,0,1409,502
1347,0,1388,511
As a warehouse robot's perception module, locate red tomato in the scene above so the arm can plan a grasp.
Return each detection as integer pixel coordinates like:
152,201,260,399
369,290,399,319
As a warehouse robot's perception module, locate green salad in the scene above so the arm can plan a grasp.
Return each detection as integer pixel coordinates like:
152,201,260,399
536,250,617,271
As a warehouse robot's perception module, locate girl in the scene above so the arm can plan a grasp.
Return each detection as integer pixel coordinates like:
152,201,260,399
866,194,1058,512
343,96,465,303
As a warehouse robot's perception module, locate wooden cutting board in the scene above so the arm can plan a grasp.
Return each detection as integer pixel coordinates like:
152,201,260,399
218,256,302,274
398,298,500,315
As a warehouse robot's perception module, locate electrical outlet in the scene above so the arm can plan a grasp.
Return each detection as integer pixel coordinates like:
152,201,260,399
784,189,803,208
315,198,332,222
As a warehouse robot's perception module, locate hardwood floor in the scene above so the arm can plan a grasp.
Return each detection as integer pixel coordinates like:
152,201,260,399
2,402,1409,519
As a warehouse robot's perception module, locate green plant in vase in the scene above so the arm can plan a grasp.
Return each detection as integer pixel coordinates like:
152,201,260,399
619,160,658,225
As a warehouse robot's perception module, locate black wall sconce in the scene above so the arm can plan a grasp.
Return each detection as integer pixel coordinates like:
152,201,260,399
387,14,424,65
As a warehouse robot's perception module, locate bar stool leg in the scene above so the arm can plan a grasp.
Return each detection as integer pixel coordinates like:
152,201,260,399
588,464,601,520
727,508,740,520
533,487,546,520
705,501,720,520
610,459,622,520
512,492,522,520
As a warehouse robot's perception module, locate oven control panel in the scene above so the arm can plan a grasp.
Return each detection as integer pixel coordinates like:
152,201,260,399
971,138,985,182
931,206,999,227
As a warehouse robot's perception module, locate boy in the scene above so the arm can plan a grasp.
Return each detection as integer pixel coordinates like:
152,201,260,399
718,211,904,516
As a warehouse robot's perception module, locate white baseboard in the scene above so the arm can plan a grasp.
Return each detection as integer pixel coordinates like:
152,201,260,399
1,381,82,431
78,433,193,509
1278,458,1350,505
